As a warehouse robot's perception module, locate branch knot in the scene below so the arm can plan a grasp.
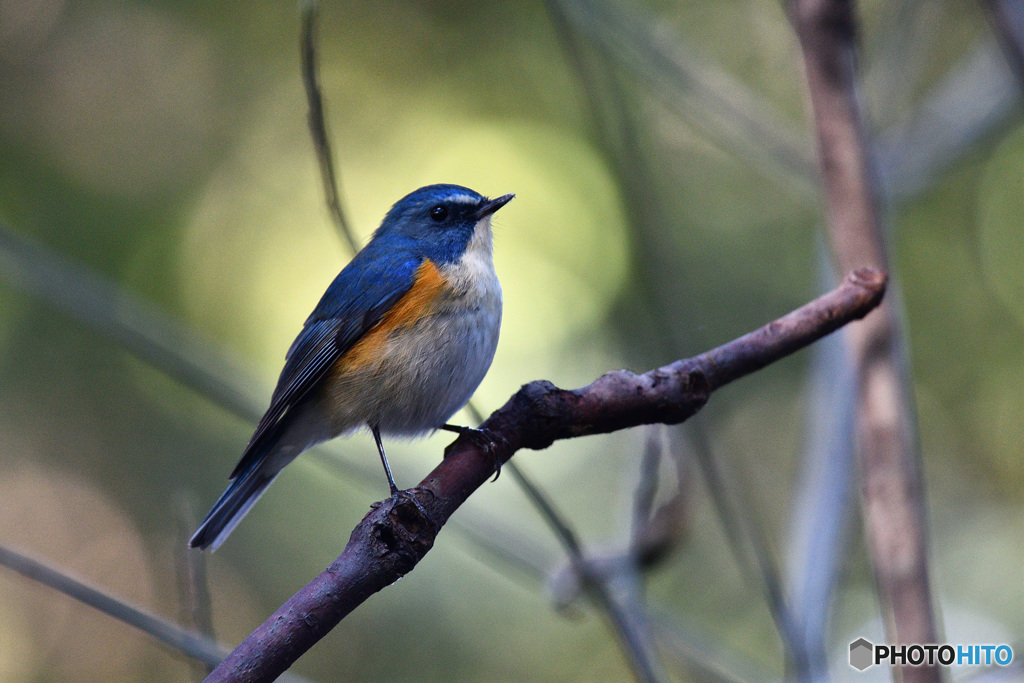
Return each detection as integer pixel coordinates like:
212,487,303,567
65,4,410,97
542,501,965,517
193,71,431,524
369,490,438,575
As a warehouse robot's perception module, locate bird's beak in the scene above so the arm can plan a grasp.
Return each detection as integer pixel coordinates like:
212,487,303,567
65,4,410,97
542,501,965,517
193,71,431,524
474,193,515,220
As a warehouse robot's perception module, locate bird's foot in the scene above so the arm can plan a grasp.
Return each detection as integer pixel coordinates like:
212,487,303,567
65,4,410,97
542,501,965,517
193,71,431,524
390,487,431,521
440,424,508,481
371,487,437,537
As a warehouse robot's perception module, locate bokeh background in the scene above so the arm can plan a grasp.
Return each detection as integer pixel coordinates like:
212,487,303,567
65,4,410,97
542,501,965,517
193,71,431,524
1,0,1023,680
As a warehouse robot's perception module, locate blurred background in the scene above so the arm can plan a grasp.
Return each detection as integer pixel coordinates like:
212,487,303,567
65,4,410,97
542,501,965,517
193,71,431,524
1,0,1023,680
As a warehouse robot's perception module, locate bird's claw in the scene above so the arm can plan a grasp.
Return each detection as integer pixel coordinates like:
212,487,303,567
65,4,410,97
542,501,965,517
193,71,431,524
389,488,432,522
442,425,507,482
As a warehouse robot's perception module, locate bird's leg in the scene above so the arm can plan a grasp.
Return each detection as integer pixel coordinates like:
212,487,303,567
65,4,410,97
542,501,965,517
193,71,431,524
370,425,434,523
371,424,400,497
439,423,507,481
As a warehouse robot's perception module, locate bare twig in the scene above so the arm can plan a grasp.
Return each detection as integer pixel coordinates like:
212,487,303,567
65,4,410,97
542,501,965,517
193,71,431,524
689,437,810,675
0,544,314,682
205,268,886,682
0,544,228,669
790,2,938,680
175,496,217,676
477,406,668,680
483,406,670,680
509,463,666,682
0,224,260,422
300,0,359,253
629,426,666,560
630,426,691,569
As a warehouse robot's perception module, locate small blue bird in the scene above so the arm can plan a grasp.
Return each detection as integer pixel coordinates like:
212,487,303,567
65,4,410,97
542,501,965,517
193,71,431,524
190,184,513,551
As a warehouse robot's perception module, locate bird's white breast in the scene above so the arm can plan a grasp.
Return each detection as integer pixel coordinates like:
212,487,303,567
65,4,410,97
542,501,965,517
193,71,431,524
321,216,502,435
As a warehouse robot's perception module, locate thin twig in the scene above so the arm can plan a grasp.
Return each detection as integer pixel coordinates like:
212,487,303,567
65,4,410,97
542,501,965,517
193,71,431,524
0,545,314,682
300,0,359,253
790,2,938,681
0,544,227,668
175,496,217,676
473,404,667,680
629,426,691,569
508,463,665,683
0,225,260,422
629,426,665,556
689,438,809,676
205,268,886,682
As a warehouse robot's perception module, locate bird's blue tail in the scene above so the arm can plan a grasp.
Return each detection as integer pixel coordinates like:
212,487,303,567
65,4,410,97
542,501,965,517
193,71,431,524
189,463,278,551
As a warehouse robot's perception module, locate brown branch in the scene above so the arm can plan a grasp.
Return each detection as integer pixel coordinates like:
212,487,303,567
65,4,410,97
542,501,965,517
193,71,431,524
790,1,938,681
204,268,886,683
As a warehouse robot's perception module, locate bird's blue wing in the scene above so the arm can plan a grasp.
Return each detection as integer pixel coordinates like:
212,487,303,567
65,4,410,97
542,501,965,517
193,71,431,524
230,249,421,478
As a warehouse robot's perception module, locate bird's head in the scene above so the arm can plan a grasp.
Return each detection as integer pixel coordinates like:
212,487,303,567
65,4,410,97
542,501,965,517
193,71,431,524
374,184,514,264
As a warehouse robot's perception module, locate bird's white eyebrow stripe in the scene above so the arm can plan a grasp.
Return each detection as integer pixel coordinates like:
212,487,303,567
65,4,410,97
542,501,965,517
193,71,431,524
449,194,478,205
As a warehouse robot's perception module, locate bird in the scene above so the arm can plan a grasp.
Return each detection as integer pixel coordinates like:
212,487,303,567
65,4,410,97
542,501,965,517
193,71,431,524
189,184,513,551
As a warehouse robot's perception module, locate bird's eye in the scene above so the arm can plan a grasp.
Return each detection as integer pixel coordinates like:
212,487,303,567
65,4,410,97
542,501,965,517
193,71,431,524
429,205,448,222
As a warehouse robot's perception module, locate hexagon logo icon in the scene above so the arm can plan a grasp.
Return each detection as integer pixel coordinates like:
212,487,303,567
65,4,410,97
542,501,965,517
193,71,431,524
849,638,874,671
